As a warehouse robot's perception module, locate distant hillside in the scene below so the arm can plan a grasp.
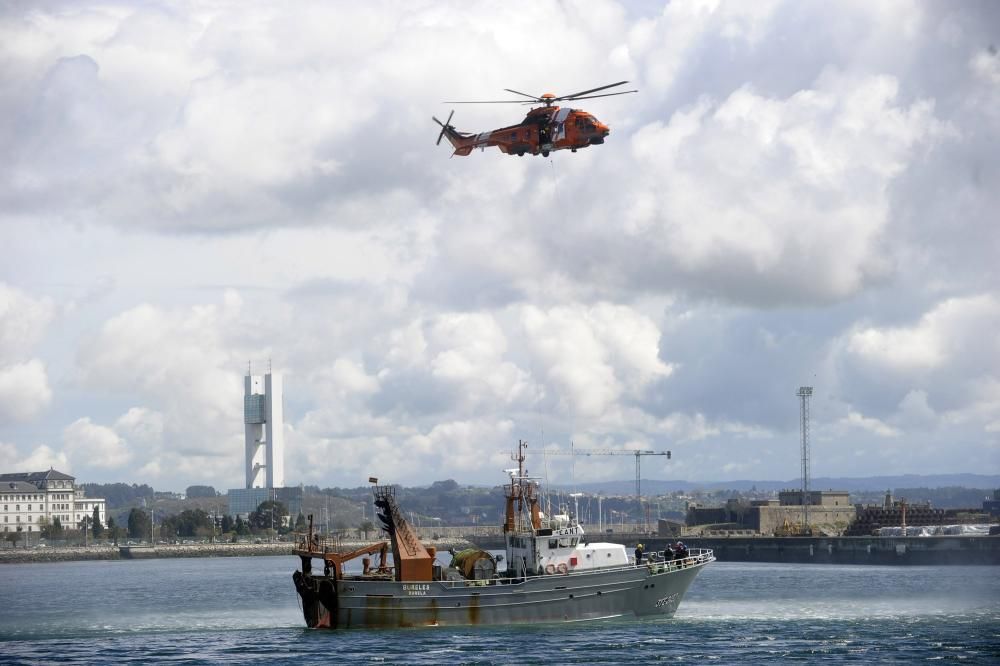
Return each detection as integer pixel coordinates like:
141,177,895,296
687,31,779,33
554,473,1000,496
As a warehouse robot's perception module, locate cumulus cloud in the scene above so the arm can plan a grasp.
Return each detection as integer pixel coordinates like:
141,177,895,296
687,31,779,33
426,313,534,410
114,407,165,450
69,295,250,483
63,417,131,468
77,295,245,432
0,284,54,424
0,1,636,232
0,283,55,360
837,410,901,438
1,1,998,486
970,46,1000,87
0,360,52,424
521,303,672,418
0,442,70,472
894,389,938,430
592,71,942,305
847,294,1000,374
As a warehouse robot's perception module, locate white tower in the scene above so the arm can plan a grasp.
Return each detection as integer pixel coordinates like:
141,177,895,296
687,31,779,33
244,368,284,489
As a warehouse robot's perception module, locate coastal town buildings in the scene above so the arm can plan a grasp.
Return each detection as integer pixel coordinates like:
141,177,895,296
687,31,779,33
0,469,107,537
686,489,855,535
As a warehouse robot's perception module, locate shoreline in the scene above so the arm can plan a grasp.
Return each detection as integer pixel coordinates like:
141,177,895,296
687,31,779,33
0,538,476,565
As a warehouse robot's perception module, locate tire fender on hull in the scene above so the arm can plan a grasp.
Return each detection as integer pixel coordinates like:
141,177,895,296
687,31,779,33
318,578,339,629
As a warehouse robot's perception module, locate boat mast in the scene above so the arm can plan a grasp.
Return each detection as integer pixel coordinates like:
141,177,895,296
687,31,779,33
515,440,526,532
503,440,541,536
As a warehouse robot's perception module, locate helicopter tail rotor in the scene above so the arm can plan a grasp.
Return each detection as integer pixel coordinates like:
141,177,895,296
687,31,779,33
433,109,455,146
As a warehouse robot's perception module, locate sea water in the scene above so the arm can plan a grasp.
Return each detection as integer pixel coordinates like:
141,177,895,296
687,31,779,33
0,557,997,664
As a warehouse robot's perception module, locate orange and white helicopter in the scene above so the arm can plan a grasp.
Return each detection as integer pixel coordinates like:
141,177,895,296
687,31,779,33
433,81,637,157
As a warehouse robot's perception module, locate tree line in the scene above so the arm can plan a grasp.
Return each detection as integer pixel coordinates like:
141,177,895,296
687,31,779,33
4,501,309,549
112,500,303,543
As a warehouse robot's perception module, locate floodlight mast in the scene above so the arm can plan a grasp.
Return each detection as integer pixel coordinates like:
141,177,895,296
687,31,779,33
797,386,813,529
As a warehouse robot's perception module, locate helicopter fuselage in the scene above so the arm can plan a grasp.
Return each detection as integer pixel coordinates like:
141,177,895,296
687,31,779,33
439,106,611,157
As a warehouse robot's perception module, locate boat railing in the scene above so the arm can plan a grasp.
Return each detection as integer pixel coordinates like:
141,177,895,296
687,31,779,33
639,548,715,574
294,533,367,557
639,547,714,564
433,548,715,589
293,532,377,558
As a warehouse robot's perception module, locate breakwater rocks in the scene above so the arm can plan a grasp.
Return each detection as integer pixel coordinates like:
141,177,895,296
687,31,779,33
0,543,293,564
1,538,476,565
120,543,294,559
0,545,120,564
679,535,1000,565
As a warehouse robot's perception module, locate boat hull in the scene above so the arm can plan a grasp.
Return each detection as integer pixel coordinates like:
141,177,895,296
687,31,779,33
293,556,711,630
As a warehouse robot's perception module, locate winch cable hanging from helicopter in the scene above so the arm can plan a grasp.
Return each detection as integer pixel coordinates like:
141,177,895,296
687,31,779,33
549,156,560,218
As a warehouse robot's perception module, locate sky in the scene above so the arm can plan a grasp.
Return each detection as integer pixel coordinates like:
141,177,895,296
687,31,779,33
1,0,998,492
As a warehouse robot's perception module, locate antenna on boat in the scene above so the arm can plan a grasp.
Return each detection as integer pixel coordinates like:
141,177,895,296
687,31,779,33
570,440,576,492
569,492,583,527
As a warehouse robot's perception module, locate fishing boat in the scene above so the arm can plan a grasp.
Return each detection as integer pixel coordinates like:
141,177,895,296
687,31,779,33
292,441,713,629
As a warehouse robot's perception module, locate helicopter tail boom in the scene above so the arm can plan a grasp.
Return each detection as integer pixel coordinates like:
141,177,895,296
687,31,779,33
432,110,477,156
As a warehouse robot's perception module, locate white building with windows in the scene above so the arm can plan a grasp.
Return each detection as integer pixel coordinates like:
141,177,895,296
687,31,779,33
0,469,107,538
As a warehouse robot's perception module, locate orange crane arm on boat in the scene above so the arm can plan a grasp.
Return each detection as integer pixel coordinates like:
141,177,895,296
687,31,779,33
322,541,390,579
374,485,434,582
294,529,392,578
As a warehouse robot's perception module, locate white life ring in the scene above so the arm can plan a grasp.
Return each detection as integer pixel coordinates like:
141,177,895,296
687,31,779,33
545,564,555,575
556,562,568,574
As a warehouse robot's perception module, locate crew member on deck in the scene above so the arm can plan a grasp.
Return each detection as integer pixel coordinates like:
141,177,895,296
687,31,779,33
634,543,644,564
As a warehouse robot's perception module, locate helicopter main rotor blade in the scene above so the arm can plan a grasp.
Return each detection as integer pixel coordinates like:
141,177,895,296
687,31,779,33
558,90,638,102
503,88,541,101
443,100,529,104
554,80,630,101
